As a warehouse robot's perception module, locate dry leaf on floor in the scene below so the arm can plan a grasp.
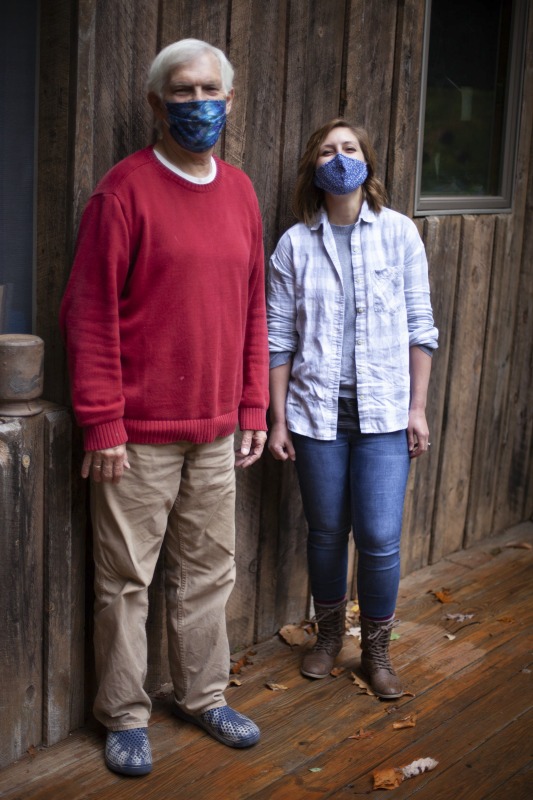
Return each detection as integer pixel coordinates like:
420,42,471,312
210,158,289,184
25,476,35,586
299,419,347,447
309,767,322,773
230,650,255,674
444,633,456,640
392,713,417,729
330,666,346,677
430,588,454,603
265,681,288,691
445,613,474,622
350,672,376,696
228,676,242,686
401,757,438,778
372,757,438,790
372,767,404,790
349,728,373,740
346,625,362,638
504,541,532,550
497,615,515,624
278,622,315,647
26,745,38,759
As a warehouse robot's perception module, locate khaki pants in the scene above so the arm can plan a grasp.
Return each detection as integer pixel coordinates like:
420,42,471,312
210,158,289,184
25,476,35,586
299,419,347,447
90,437,236,731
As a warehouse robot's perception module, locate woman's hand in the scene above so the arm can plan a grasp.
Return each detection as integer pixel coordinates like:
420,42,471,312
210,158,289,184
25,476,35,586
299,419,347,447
268,421,296,461
81,444,130,483
407,408,430,459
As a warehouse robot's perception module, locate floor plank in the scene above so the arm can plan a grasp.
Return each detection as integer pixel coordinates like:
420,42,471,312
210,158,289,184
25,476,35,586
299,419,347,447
0,523,531,800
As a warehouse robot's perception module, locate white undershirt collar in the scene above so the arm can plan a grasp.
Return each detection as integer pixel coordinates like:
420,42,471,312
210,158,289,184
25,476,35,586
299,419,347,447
153,147,217,184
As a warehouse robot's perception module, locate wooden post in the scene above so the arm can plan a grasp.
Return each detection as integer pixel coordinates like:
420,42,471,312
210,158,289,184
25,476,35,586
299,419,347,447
0,335,80,767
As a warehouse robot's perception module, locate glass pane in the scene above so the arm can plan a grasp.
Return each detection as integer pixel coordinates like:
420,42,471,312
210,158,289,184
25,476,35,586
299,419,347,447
421,0,512,198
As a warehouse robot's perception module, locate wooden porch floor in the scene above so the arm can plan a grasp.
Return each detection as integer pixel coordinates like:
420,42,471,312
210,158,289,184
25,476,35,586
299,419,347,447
1,522,532,800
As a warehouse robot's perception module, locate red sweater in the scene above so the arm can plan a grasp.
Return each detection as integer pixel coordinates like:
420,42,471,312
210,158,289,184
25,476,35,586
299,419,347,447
60,147,269,451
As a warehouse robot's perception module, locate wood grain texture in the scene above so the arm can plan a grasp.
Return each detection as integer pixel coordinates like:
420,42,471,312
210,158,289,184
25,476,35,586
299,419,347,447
431,215,496,562
0,416,44,769
42,406,73,746
0,523,530,798
401,215,461,574
27,1,533,754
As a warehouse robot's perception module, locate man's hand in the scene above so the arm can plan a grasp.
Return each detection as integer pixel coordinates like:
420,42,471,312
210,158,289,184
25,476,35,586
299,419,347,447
235,430,267,469
81,444,130,483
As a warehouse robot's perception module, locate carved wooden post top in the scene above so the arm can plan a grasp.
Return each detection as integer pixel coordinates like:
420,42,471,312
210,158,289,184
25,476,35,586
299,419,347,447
0,334,44,417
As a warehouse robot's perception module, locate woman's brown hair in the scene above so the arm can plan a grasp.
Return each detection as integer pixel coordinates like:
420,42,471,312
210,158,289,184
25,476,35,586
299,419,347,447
292,119,388,225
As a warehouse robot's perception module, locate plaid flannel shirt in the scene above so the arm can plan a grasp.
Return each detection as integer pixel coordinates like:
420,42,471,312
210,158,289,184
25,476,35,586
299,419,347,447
267,203,438,439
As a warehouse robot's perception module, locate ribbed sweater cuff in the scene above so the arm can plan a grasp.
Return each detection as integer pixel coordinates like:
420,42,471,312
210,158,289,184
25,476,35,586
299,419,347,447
83,419,128,451
238,407,268,433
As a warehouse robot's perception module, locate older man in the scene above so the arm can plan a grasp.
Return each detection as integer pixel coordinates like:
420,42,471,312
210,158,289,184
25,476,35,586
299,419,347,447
60,39,268,776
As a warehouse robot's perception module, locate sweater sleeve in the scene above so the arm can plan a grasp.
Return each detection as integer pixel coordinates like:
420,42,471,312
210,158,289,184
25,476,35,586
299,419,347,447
59,193,130,450
238,203,269,433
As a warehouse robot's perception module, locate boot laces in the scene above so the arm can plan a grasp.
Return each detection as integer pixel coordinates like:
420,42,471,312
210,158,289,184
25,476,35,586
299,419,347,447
365,620,397,672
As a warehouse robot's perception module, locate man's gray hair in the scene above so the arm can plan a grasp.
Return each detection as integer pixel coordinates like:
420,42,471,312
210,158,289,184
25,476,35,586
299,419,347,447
147,38,234,97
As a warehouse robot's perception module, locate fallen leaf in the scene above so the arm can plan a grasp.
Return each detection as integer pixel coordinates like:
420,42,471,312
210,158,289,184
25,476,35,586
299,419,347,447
230,651,255,674
350,671,376,696
504,541,532,550
309,767,322,773
265,681,288,691
390,632,400,641
392,713,417,729
497,615,515,624
278,623,315,647
445,613,474,622
444,633,456,640
372,767,404,790
349,728,373,740
330,666,346,677
27,745,38,759
401,757,438,778
346,625,361,638
431,588,454,603
228,676,242,686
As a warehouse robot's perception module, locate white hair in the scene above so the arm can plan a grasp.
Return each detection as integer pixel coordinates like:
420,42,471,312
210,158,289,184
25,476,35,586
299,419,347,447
147,38,234,97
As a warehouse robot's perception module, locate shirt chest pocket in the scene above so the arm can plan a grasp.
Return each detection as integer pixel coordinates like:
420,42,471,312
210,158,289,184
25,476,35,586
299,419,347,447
371,266,404,313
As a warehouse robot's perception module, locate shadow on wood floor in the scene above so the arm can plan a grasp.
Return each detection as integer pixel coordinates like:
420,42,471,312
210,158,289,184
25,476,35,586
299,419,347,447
1,522,532,800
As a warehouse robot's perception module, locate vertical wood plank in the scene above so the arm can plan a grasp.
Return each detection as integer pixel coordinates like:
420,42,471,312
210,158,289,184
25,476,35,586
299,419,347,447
386,0,426,214
42,406,73,745
0,417,44,768
344,0,398,175
277,0,348,234
401,215,461,574
431,215,496,562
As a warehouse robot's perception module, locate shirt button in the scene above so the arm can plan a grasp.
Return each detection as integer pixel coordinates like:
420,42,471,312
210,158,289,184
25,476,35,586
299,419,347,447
356,339,363,345
355,277,363,284
356,307,365,314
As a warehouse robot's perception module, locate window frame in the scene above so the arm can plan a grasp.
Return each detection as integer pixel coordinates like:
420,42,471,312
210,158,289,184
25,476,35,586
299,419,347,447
414,0,528,217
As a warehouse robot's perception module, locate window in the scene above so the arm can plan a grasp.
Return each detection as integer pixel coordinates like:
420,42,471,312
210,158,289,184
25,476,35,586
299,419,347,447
415,0,528,216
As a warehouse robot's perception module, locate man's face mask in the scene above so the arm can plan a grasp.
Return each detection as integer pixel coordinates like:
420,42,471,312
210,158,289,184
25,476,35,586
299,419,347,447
165,99,227,153
314,153,368,195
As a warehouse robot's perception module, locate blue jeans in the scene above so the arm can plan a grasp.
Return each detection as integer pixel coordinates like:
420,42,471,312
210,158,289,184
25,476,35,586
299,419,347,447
292,430,410,619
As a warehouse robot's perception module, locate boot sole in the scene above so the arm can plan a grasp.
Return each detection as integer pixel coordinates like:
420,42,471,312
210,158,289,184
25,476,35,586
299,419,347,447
300,668,331,679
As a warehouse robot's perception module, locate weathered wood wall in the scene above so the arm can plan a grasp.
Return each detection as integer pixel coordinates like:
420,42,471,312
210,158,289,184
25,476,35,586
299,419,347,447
34,0,533,724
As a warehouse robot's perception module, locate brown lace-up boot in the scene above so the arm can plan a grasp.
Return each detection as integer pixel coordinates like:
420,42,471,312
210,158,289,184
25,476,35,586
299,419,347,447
301,600,346,679
360,616,403,698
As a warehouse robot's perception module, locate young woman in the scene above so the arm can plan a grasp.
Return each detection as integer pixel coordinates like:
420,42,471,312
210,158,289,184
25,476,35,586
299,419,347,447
267,119,438,698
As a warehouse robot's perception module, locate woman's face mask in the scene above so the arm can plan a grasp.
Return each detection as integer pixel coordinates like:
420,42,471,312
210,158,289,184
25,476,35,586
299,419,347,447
314,153,368,195
165,99,227,153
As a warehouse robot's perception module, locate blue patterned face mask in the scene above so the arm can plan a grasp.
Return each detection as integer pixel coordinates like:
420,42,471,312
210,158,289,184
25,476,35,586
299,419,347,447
314,153,368,195
165,100,227,153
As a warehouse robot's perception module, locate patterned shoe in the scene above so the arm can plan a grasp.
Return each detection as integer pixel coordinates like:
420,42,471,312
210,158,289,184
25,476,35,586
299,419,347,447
105,727,152,776
173,703,260,748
